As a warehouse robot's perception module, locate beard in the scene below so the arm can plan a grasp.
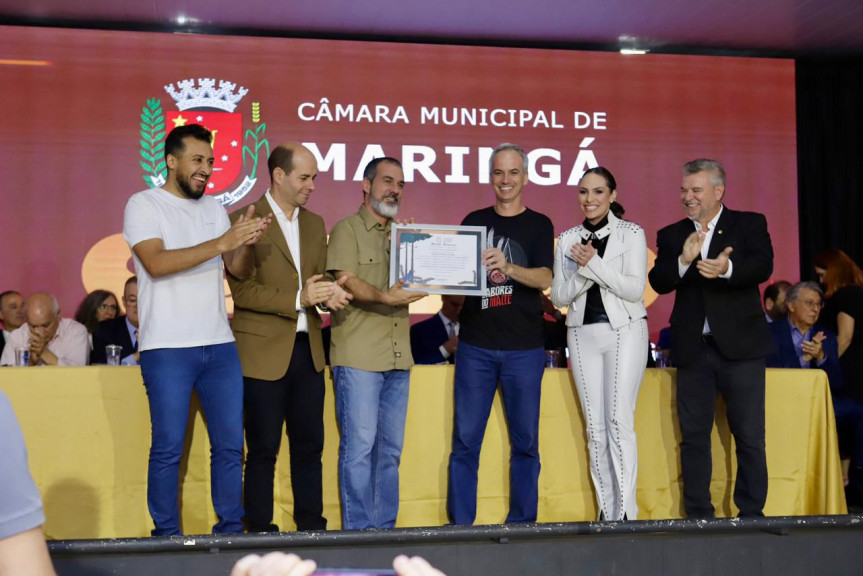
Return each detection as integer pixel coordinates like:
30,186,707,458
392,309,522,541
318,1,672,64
370,194,399,219
174,165,208,200
177,175,205,200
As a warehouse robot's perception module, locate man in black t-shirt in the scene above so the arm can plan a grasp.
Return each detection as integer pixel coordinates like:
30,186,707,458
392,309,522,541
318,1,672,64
447,143,554,525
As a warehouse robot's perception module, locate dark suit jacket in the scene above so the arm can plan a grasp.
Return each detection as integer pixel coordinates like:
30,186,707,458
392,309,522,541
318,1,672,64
766,320,843,394
227,196,328,381
648,208,775,365
410,314,451,365
91,316,135,364
0,332,6,359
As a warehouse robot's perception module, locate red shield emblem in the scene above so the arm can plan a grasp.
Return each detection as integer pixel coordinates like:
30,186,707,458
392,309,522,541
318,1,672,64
165,111,243,195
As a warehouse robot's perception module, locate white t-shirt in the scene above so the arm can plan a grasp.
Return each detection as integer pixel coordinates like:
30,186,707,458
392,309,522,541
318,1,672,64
123,187,235,352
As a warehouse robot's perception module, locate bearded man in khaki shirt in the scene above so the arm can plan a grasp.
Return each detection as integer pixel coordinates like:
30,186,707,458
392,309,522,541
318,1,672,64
326,157,427,530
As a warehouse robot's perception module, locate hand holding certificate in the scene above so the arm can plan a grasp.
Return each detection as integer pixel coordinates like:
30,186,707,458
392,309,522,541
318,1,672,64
390,224,487,296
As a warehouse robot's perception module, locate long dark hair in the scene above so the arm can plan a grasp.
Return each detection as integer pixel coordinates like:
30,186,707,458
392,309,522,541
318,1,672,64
580,167,625,219
74,289,117,333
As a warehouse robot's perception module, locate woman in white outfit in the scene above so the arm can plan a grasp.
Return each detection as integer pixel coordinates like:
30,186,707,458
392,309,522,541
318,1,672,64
550,167,648,521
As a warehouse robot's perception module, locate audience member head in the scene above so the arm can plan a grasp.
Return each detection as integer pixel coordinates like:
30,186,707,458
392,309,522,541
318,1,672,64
0,290,26,332
362,157,404,220
763,280,792,321
786,281,824,332
814,248,863,298
26,293,61,343
123,277,139,329
74,290,119,333
440,295,465,323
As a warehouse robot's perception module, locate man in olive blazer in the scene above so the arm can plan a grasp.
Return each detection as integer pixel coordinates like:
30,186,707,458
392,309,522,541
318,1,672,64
228,143,350,532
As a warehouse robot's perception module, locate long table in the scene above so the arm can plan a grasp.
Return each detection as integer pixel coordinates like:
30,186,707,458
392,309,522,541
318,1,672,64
0,366,845,539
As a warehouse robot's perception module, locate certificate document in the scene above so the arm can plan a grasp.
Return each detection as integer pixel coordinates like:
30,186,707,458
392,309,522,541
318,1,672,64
389,224,487,296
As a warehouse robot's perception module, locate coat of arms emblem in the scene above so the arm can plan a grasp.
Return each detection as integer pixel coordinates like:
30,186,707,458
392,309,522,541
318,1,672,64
139,78,269,206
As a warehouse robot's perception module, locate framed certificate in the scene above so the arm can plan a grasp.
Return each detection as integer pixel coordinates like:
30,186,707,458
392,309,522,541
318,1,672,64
389,224,487,296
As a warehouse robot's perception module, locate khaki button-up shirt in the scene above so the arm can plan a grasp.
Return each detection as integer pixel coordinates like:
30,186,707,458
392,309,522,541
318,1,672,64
326,205,413,371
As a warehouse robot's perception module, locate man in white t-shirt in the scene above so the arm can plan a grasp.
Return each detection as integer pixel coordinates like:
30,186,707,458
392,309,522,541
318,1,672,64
123,123,271,536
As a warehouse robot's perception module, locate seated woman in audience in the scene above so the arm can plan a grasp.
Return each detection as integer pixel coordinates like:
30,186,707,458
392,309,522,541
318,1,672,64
74,290,119,340
815,248,863,495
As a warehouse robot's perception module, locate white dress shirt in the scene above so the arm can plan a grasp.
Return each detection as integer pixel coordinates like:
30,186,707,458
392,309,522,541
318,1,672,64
438,313,459,360
678,205,733,334
265,191,308,333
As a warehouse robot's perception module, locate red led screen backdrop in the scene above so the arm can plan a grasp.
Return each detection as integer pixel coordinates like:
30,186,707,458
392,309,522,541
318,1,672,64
0,26,797,336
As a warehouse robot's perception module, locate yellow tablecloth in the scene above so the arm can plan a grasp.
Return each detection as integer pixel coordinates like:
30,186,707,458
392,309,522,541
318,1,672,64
0,366,845,539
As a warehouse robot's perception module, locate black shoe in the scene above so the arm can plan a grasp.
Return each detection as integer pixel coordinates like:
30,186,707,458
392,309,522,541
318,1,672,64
296,519,327,532
686,512,715,520
247,523,280,533
737,511,764,518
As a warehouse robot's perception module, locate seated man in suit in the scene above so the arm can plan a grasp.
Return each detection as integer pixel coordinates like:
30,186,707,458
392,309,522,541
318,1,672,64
0,290,26,359
410,295,464,364
766,280,863,503
91,276,139,365
766,281,841,382
763,280,791,323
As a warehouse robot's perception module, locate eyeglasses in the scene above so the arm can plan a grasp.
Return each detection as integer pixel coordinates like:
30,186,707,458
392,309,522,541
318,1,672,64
798,298,823,309
99,304,118,311
124,297,138,306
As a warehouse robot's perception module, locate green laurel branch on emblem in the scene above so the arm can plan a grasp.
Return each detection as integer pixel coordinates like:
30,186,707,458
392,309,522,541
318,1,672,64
242,123,269,178
139,98,167,186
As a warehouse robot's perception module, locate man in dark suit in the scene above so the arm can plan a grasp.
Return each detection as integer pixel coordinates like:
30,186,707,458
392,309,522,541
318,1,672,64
766,282,841,384
410,295,464,364
0,290,26,359
91,277,139,365
763,280,791,323
766,281,863,504
648,158,774,519
227,143,351,532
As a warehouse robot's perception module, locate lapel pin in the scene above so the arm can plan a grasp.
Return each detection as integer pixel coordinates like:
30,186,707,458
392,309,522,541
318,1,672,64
717,230,723,235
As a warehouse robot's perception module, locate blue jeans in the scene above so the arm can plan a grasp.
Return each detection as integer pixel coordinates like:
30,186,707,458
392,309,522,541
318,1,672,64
448,341,545,525
332,366,410,529
140,343,244,535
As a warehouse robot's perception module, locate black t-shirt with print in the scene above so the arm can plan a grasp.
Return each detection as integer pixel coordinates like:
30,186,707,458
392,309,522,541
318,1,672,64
459,206,554,351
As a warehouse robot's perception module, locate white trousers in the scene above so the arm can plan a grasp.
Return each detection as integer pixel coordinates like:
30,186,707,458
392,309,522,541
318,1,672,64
568,318,648,520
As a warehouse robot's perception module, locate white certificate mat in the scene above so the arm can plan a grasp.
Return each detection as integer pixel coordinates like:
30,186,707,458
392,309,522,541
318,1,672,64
390,224,487,296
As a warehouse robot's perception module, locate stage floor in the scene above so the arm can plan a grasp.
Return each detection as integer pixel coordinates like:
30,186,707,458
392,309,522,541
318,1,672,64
50,515,863,576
